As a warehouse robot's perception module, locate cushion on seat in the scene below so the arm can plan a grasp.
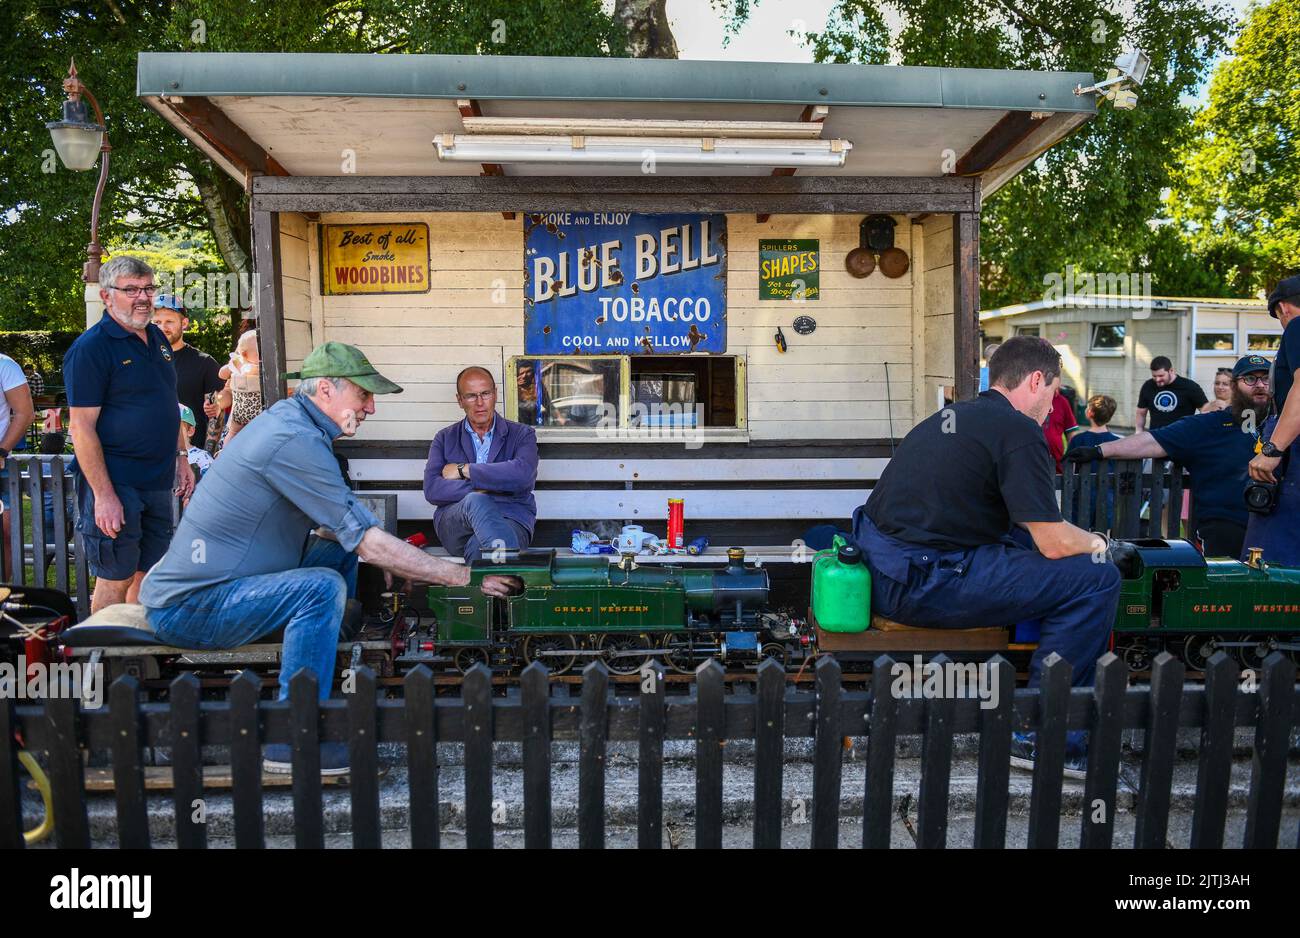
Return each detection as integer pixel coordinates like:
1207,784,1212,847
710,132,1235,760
870,614,1003,634
60,603,159,647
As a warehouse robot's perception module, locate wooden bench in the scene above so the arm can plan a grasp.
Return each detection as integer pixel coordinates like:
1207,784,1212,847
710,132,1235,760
349,454,884,562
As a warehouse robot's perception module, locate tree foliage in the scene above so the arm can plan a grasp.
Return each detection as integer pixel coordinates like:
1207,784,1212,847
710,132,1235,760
0,1,625,332
1166,0,1300,294
722,0,1239,305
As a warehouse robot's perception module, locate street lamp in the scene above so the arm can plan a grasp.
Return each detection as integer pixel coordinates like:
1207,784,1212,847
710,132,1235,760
45,59,111,283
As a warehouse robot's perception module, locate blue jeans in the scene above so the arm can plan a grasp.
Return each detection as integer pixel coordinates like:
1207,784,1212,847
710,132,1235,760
145,536,357,701
434,492,531,561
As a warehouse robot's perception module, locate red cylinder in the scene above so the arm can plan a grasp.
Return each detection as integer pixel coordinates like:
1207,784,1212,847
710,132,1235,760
405,531,428,548
667,498,684,549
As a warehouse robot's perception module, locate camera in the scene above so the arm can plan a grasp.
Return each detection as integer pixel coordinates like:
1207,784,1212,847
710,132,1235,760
1244,479,1280,514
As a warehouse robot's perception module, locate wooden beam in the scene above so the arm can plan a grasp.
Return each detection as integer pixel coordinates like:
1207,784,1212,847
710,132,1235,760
953,111,1047,177
458,98,515,220
252,175,980,216
952,211,981,401
252,208,287,407
165,96,289,182
757,105,828,223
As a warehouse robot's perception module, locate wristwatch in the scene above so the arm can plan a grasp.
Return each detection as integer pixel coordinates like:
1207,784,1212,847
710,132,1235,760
177,449,188,458
457,463,468,480
1260,440,1283,458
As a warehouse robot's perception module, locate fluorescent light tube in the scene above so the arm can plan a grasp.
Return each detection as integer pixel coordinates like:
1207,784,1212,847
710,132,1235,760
434,134,851,168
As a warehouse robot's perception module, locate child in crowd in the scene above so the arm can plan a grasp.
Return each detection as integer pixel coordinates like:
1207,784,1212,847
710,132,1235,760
179,404,212,508
1065,394,1120,529
218,329,262,448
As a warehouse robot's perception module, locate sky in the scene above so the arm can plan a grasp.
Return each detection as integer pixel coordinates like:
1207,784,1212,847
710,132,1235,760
663,0,1258,104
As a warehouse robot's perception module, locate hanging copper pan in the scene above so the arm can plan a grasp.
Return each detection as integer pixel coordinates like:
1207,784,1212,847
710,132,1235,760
878,246,910,278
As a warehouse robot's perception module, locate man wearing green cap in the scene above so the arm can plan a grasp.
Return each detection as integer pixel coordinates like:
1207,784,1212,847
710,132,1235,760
139,342,521,775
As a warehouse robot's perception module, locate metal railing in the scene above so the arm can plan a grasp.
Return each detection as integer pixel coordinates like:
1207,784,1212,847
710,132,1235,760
3,653,1296,849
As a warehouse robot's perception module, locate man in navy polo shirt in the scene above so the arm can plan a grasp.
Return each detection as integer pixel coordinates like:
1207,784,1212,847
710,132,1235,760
1067,354,1272,559
65,256,194,612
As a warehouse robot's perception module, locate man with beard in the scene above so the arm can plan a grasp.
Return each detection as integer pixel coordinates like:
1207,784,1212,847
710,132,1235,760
151,294,224,448
1066,355,1272,559
64,256,195,611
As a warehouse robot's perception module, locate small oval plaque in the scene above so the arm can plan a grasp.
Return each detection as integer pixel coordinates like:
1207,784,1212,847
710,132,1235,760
793,315,817,336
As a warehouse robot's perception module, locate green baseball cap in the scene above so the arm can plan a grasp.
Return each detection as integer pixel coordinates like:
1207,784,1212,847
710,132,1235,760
284,341,403,394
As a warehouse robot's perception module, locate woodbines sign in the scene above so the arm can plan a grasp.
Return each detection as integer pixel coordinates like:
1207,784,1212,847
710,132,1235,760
524,212,726,354
322,223,430,295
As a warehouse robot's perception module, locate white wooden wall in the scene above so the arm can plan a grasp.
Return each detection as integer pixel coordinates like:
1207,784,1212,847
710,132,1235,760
280,211,954,442
920,214,955,408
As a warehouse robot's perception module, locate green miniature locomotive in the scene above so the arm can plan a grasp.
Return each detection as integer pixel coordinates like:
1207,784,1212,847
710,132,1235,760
1111,539,1300,670
400,548,802,674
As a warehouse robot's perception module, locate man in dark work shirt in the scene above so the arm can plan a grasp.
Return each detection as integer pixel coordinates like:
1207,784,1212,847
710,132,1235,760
151,296,224,445
853,336,1122,692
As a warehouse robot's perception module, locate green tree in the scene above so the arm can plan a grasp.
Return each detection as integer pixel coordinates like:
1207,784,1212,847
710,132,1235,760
720,0,1236,304
1167,0,1300,295
0,1,625,332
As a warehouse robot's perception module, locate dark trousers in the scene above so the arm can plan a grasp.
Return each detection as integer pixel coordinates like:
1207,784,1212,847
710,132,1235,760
1195,517,1246,560
852,510,1120,687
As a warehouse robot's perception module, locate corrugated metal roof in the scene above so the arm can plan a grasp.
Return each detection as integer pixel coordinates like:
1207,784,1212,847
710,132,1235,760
137,52,1096,113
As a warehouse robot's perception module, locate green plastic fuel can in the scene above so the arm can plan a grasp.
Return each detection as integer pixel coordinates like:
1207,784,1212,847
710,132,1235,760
811,536,871,633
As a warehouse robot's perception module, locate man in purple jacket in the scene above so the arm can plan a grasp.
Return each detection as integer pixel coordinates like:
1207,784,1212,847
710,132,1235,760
424,366,539,560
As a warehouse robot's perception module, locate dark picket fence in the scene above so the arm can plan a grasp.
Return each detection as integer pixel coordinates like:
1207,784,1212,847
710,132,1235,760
3,652,1296,850
1058,457,1188,539
2,454,184,620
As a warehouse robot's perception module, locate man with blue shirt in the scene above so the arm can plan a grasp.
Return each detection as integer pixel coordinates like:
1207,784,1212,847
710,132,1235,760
64,256,194,612
139,342,522,775
1066,354,1272,559
424,366,539,561
1245,274,1300,565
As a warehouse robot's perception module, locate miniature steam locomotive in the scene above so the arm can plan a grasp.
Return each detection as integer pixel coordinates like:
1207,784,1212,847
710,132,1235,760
393,547,806,674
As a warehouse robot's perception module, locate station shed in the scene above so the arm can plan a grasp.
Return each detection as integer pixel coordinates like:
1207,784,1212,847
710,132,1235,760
134,52,1095,548
980,295,1274,430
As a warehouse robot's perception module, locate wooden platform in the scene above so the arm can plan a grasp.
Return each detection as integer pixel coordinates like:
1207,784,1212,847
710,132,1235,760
814,612,1010,653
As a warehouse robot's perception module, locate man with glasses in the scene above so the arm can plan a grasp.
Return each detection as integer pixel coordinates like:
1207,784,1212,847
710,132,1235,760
1067,354,1273,559
139,343,522,775
64,256,194,612
423,366,538,561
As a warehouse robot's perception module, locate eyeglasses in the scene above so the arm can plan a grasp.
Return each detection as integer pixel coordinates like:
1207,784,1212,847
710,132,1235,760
1239,375,1270,387
459,390,497,404
108,285,158,298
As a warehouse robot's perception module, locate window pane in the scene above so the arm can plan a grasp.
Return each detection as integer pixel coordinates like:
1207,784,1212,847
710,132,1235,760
1015,326,1040,337
514,358,620,428
1194,332,1235,351
1091,323,1126,350
1247,333,1281,351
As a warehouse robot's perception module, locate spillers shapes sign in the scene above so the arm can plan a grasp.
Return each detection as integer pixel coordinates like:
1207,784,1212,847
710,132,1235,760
322,223,430,295
524,212,727,354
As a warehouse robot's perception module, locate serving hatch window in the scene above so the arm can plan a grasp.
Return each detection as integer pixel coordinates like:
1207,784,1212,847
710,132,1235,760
506,355,745,433
1247,333,1281,351
1195,332,1236,352
1089,323,1126,351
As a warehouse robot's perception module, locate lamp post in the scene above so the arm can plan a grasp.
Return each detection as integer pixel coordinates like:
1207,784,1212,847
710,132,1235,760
45,59,111,283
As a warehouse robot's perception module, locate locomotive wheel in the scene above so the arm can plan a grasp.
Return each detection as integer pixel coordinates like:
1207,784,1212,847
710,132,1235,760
760,643,789,667
660,633,695,674
454,647,490,673
1181,634,1223,672
599,634,653,675
521,634,578,675
1120,642,1152,673
1235,637,1276,672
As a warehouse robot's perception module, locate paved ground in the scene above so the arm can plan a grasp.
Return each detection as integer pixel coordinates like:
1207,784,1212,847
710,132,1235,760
22,734,1299,849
